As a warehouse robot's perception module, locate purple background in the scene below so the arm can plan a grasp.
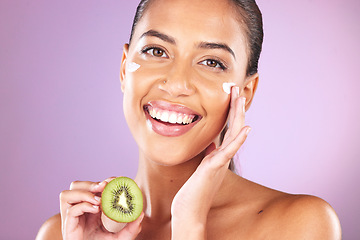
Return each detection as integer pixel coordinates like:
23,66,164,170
1,0,359,239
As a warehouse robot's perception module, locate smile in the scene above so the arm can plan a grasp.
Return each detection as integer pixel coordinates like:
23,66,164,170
143,101,202,137
148,107,199,125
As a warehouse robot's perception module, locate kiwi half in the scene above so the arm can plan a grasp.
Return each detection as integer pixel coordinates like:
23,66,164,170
101,177,143,223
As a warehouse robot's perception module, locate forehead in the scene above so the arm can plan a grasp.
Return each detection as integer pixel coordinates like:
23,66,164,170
132,0,247,57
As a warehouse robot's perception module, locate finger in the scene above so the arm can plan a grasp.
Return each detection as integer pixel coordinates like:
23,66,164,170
230,96,246,136
116,212,145,240
70,180,106,192
60,190,101,206
218,126,251,164
227,86,240,125
222,96,246,147
205,126,251,171
104,176,117,183
60,190,101,225
64,202,100,234
66,202,100,218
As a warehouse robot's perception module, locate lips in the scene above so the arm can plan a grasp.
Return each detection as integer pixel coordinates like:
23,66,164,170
143,101,202,137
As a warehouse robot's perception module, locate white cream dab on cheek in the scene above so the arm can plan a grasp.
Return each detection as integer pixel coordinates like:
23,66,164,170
127,62,140,72
222,82,236,94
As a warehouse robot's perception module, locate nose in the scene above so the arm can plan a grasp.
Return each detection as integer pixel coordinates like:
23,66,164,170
159,62,196,97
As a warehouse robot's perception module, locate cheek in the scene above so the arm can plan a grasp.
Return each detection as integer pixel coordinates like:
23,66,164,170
123,64,159,102
204,90,229,121
122,73,147,127
199,80,231,143
194,72,231,117
197,81,230,145
122,65,166,131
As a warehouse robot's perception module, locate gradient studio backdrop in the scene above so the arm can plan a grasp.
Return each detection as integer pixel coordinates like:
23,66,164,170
1,0,359,239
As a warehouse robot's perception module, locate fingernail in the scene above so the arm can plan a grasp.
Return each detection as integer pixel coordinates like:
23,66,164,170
98,181,106,186
105,177,116,183
246,127,252,135
140,212,145,222
93,205,99,209
92,182,103,191
242,97,246,112
94,196,101,202
235,86,240,96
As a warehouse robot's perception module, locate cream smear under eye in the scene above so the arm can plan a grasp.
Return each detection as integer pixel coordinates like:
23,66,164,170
127,62,141,72
222,82,236,94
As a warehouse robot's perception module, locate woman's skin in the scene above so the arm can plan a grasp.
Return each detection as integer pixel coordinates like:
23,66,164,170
36,0,341,239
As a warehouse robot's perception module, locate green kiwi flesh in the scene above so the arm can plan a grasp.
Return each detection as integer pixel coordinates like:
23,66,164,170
101,177,143,223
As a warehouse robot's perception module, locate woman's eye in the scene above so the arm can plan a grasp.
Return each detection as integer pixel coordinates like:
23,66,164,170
142,47,168,58
199,59,226,70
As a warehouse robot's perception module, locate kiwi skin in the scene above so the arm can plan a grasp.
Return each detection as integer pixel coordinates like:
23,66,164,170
101,213,127,232
101,177,143,233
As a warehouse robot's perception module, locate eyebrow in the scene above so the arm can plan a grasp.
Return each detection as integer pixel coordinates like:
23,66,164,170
198,42,236,60
140,30,176,44
140,29,236,59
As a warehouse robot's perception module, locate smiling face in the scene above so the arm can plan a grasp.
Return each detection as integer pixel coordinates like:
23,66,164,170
120,0,253,166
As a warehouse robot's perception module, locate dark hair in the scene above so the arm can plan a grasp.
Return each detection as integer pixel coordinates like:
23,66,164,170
230,0,263,76
129,0,151,45
128,0,263,173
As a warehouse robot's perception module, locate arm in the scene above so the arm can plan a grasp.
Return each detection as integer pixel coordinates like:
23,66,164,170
171,86,249,239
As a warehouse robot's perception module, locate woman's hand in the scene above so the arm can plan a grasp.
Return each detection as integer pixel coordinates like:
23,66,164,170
60,178,144,240
171,86,251,239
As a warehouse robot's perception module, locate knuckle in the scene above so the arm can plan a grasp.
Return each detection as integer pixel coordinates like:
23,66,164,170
66,203,83,217
104,177,116,183
212,152,233,169
69,181,80,190
217,147,233,160
65,206,73,217
223,150,235,160
59,190,67,201
205,160,224,172
137,225,142,234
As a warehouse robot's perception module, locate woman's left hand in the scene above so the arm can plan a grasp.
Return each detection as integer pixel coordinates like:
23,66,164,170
171,86,251,239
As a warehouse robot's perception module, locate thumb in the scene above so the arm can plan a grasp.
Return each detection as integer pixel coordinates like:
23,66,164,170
114,212,144,240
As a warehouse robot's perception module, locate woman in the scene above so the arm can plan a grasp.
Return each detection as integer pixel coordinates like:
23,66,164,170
37,0,341,239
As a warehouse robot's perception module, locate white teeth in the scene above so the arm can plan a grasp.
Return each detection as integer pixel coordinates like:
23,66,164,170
169,112,177,124
187,116,194,124
147,107,197,125
160,111,169,122
176,115,183,124
156,111,161,120
183,115,189,124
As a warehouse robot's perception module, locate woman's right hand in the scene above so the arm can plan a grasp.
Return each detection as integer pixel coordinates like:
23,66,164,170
60,179,144,240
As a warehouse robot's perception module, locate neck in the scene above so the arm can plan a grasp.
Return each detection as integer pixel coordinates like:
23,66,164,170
135,150,204,223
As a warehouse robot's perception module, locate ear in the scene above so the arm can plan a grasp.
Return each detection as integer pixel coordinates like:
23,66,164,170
240,73,259,111
120,44,129,92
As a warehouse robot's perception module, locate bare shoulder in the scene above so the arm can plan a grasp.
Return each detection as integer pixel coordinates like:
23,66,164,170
264,194,342,239
220,174,342,239
36,213,62,240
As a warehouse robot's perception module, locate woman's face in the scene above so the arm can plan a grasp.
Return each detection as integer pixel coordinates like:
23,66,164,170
121,0,251,165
